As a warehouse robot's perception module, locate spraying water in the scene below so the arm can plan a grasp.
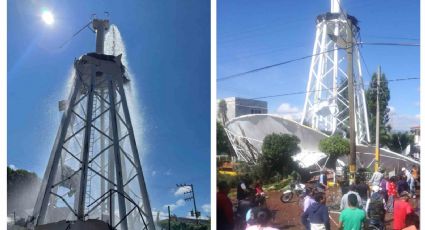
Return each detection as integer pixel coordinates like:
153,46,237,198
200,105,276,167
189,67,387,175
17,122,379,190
104,25,146,160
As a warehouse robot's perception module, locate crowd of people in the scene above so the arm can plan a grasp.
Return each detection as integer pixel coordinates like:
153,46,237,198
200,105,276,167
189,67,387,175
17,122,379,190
217,166,419,230
300,166,419,230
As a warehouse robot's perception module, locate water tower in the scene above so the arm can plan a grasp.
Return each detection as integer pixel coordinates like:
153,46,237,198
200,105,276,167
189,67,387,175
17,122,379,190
301,0,370,144
29,19,155,230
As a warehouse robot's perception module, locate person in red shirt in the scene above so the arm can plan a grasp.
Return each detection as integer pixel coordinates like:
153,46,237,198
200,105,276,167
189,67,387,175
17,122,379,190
386,176,397,213
393,191,414,230
217,181,234,230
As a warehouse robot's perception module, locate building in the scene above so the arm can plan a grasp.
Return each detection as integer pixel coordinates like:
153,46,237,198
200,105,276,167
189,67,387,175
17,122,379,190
410,126,420,145
410,126,420,160
217,97,268,123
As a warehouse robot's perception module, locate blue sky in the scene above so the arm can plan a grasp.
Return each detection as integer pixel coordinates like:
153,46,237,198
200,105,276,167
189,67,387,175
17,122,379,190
8,0,210,219
218,0,420,131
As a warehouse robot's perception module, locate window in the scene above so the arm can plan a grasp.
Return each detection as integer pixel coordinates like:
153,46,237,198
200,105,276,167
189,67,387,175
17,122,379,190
251,108,262,114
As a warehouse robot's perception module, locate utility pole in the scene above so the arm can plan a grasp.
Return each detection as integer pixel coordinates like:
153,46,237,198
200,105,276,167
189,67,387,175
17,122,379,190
168,206,171,230
374,66,381,172
176,183,200,224
347,18,357,185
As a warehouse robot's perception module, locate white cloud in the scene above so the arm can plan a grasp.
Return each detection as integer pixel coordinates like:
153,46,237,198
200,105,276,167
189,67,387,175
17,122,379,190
276,103,302,122
176,199,185,206
202,204,210,213
163,198,186,211
388,106,419,131
174,186,191,196
152,211,169,220
388,106,396,114
164,169,172,176
8,165,16,170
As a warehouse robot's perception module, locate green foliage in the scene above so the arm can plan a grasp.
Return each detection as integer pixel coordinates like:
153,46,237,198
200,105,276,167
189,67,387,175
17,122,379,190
217,122,232,155
7,166,39,189
158,219,210,230
319,135,349,169
7,166,40,215
257,133,300,182
366,72,391,145
319,135,349,157
387,131,414,153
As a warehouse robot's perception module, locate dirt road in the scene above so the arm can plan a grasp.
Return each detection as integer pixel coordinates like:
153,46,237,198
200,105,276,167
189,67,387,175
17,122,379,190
260,188,419,230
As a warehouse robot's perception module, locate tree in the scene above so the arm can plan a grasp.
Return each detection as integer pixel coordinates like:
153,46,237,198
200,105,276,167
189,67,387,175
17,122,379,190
319,135,349,169
7,166,40,217
387,131,414,153
257,133,301,182
217,122,232,155
366,72,391,145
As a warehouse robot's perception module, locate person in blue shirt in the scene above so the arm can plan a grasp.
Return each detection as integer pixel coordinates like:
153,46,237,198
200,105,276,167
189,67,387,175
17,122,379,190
301,192,330,230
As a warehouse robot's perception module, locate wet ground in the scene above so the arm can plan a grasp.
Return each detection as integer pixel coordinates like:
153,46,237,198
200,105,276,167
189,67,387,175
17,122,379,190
233,186,419,230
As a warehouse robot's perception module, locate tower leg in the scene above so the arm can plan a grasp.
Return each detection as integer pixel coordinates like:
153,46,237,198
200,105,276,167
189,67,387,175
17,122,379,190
100,89,107,220
117,84,155,230
33,78,82,225
77,70,96,219
108,80,129,230
108,117,116,226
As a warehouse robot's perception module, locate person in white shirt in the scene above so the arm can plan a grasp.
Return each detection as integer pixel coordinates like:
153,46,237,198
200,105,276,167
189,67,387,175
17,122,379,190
303,188,316,212
402,167,416,198
369,167,384,186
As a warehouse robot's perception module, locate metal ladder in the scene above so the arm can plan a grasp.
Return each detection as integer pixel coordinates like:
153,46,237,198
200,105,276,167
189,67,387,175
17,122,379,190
85,94,99,210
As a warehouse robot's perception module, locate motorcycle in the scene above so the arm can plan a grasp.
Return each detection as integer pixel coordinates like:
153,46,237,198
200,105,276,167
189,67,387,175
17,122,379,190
280,182,306,203
366,219,385,230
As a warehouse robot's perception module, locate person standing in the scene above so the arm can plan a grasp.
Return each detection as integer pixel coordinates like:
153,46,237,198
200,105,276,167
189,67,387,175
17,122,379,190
301,192,330,230
386,176,397,213
246,207,278,230
340,185,362,210
379,174,388,201
303,188,316,212
301,188,316,230
397,175,409,195
217,181,234,230
338,194,366,230
393,191,414,230
316,170,328,193
237,177,250,201
369,167,384,186
365,186,386,225
402,167,416,198
411,166,419,184
355,179,369,209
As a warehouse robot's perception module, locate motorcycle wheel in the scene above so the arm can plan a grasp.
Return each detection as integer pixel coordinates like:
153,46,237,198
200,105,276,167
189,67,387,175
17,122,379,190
280,192,293,203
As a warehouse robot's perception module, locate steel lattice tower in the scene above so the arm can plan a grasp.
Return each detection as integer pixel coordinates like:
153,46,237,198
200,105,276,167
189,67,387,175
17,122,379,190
30,19,155,230
301,0,370,144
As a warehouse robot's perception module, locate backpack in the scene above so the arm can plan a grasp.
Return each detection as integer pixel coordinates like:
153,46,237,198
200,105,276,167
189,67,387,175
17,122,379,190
368,193,385,220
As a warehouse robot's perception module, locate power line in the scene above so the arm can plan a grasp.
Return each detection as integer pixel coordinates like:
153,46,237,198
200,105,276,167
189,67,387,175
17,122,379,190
220,77,419,101
218,41,418,82
217,46,345,82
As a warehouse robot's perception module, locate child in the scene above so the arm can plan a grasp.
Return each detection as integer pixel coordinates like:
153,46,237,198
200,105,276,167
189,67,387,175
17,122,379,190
386,176,397,213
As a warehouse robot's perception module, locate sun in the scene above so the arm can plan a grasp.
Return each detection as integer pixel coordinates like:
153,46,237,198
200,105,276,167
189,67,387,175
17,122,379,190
41,9,55,25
